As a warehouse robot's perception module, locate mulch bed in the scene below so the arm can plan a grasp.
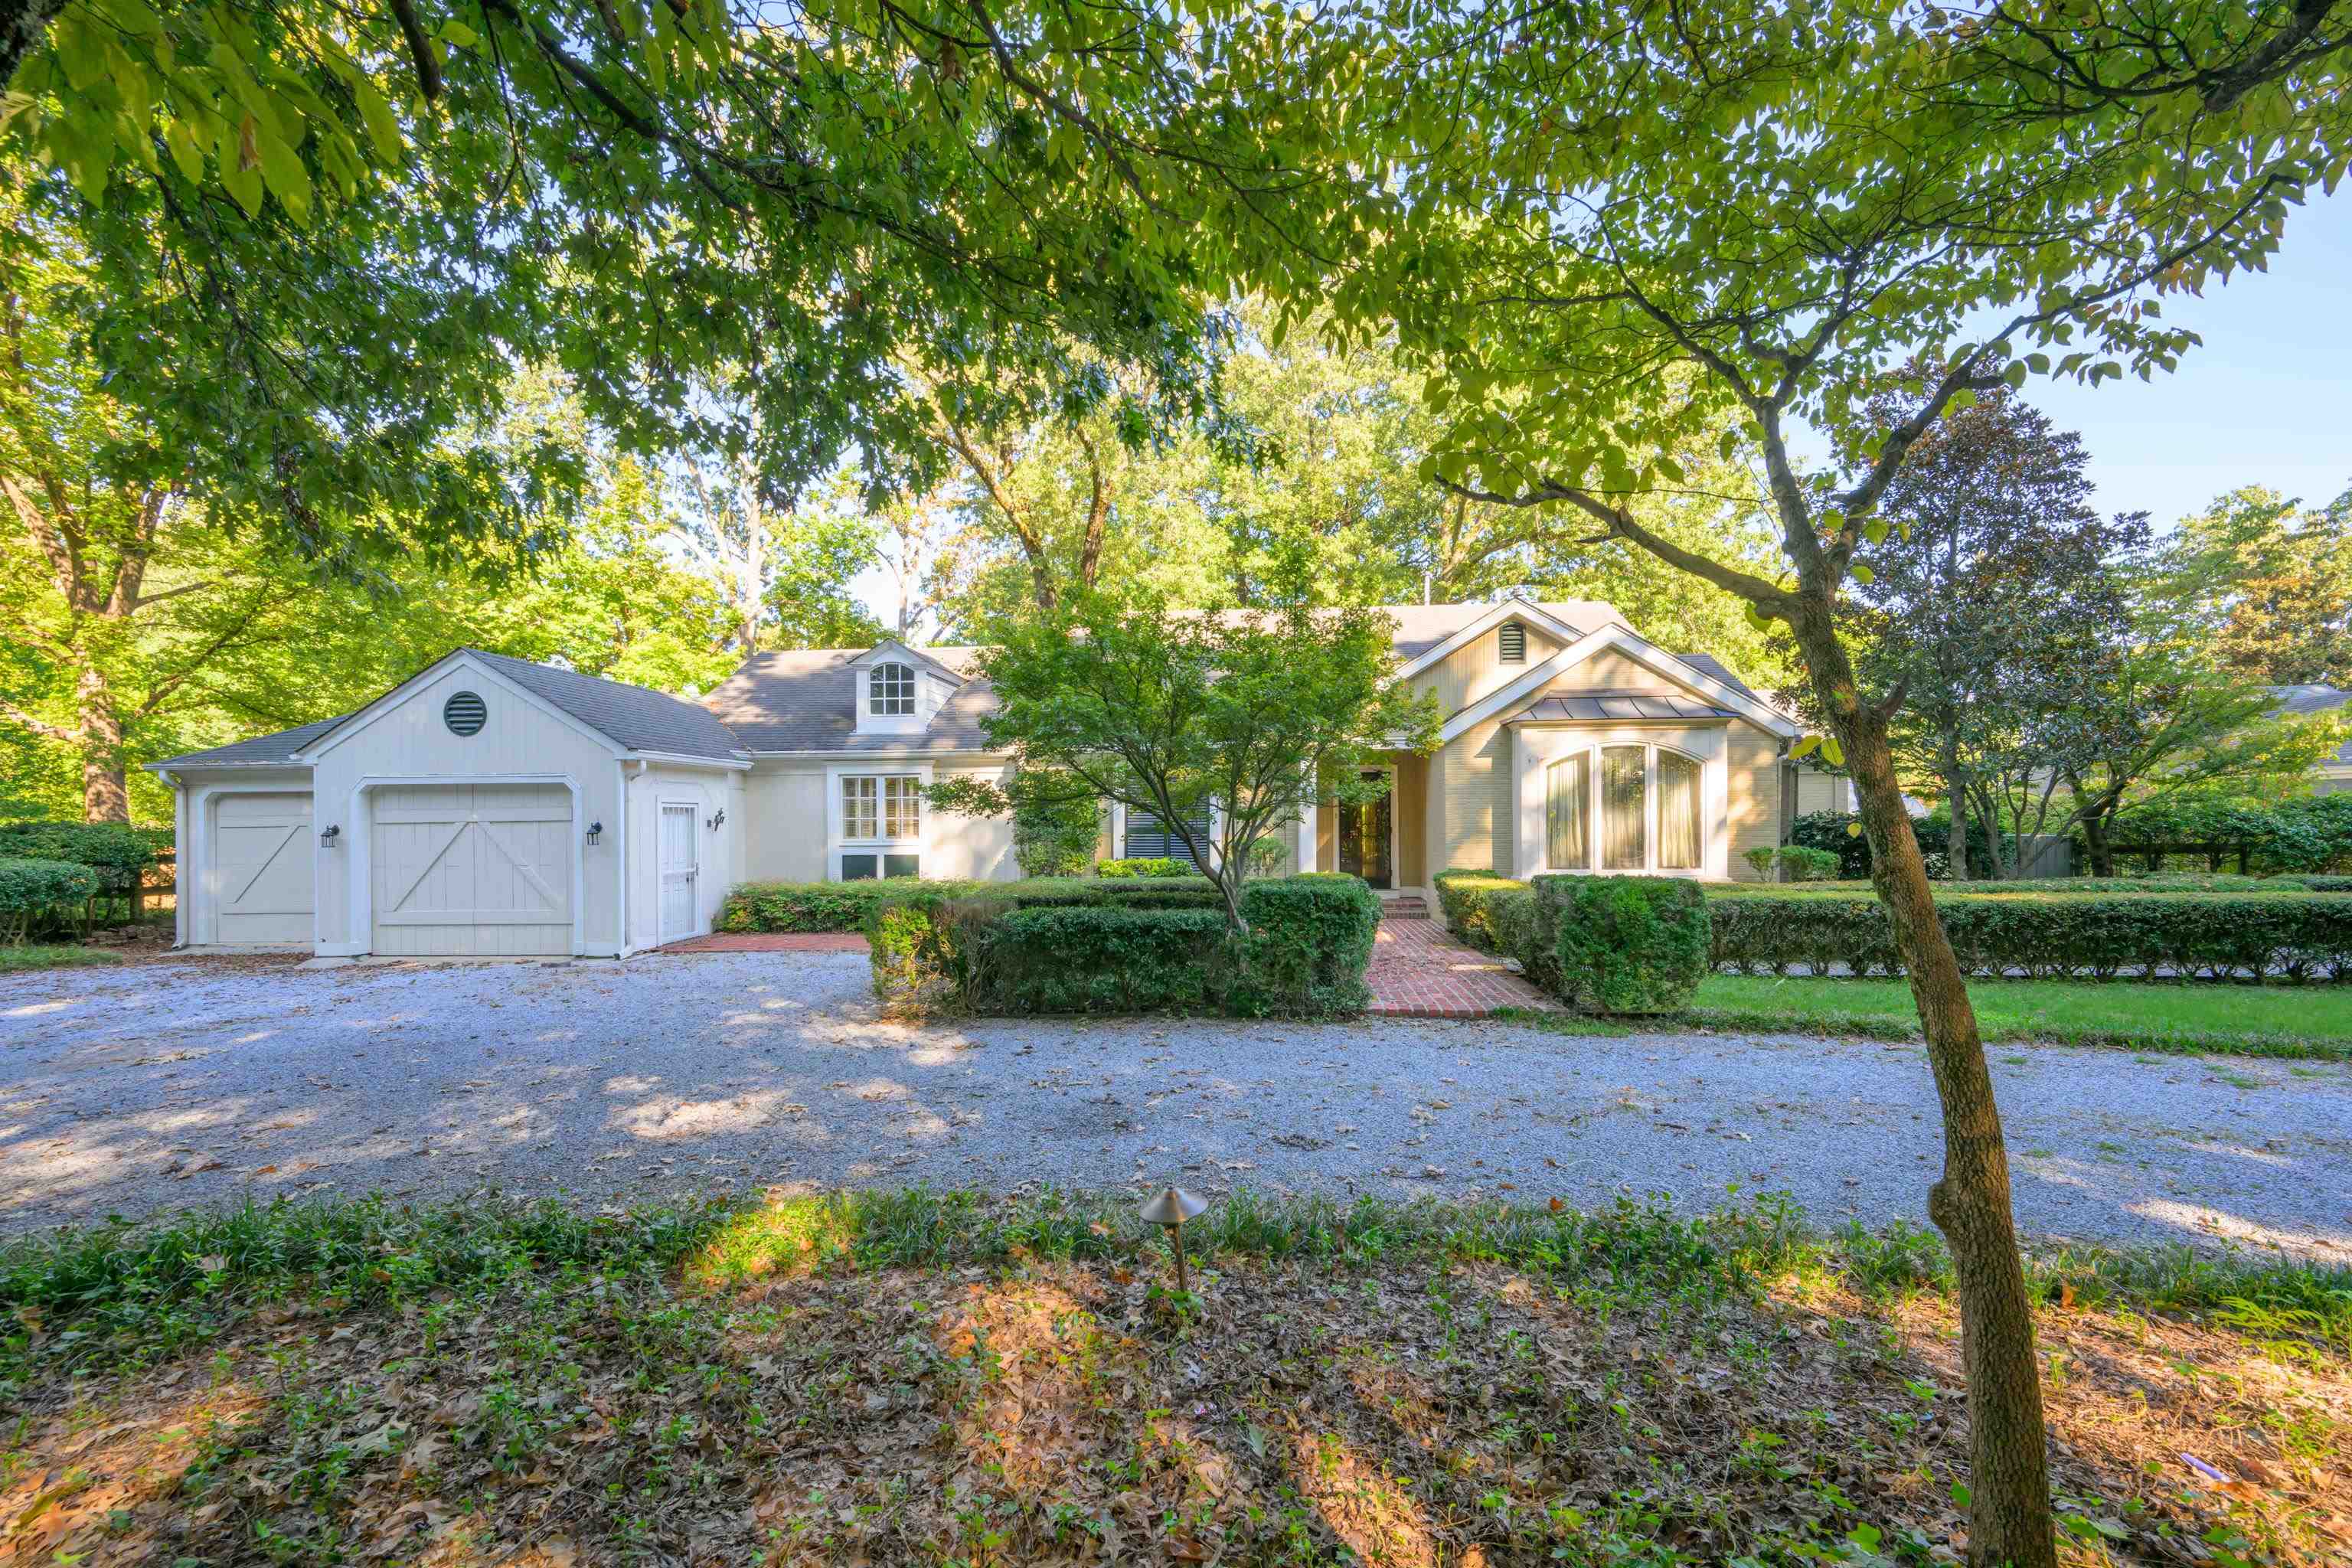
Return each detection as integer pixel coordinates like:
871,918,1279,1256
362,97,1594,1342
2,1248,2344,1565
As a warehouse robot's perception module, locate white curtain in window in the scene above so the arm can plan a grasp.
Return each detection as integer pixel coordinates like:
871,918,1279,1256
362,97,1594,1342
1547,754,1589,869
1658,751,1700,869
1602,745,1646,870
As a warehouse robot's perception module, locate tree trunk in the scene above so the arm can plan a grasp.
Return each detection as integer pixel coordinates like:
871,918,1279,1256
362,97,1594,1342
78,665,132,822
1944,756,1968,881
1,0,68,93
1792,608,2055,1568
2080,814,2113,878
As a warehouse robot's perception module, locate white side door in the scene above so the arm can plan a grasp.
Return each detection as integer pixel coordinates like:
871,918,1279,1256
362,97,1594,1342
658,802,701,942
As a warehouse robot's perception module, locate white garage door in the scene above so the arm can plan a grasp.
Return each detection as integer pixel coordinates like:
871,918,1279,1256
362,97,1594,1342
211,791,315,945
371,782,573,956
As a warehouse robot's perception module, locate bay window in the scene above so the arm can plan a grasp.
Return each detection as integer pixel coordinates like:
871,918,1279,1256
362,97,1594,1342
1542,741,1707,874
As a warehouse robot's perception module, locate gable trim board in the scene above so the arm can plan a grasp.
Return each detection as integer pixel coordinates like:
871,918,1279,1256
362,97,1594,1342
1391,599,1590,681
1439,624,1801,744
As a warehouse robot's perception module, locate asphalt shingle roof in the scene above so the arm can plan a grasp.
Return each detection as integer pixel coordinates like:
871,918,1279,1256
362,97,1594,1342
1670,652,1756,697
149,717,345,769
702,648,1000,753
153,650,747,768
462,650,745,761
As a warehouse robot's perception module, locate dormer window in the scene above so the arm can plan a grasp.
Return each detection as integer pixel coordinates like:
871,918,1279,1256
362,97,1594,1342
869,662,915,717
1498,621,1527,663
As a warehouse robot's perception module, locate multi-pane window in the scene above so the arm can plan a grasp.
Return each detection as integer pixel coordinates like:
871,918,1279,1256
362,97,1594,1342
1545,744,1704,873
869,662,916,716
842,774,921,840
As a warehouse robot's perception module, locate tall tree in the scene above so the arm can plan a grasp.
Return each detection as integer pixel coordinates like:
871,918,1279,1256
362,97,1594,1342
1828,381,2147,877
1210,3,2352,1561
2158,484,2352,686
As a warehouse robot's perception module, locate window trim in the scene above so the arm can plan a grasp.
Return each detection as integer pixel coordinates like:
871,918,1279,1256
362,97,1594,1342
1520,727,1724,879
868,662,916,717
826,760,935,882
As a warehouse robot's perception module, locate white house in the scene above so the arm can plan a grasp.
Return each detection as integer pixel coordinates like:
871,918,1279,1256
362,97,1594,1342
152,602,1821,957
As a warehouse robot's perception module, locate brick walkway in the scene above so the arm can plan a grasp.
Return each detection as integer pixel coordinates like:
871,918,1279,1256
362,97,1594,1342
1364,917,1561,1018
658,921,1557,1018
658,932,870,953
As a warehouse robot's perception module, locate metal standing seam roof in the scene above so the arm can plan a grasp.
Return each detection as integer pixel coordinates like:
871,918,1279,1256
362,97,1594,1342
151,648,749,769
1508,692,1743,724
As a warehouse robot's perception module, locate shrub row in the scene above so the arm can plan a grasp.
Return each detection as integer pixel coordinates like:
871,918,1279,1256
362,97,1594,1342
1093,857,1200,879
871,874,1378,1018
0,859,100,943
1432,869,1708,1012
1711,893,2352,981
1707,873,2328,897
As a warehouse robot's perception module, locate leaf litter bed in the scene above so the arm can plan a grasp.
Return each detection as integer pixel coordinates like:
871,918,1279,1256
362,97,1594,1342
1,1197,2347,1566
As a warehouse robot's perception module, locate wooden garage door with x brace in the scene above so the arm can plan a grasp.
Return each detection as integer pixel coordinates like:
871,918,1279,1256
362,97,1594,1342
370,782,573,956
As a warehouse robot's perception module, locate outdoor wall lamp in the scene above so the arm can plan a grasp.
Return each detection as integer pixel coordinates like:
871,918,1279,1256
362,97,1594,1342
1139,1185,1208,1295
318,825,341,848
585,821,603,846
707,807,727,831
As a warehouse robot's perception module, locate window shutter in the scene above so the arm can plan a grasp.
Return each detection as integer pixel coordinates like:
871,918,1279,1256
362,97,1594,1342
1498,621,1527,663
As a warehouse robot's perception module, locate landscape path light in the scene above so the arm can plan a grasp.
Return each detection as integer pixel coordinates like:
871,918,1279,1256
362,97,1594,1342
1138,1185,1207,1295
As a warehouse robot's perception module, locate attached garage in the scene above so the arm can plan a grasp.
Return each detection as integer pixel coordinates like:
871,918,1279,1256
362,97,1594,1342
152,648,747,959
368,782,575,957
208,789,315,945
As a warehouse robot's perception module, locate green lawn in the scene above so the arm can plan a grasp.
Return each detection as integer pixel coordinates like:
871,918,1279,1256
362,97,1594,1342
0,943,123,974
1683,975,2352,1059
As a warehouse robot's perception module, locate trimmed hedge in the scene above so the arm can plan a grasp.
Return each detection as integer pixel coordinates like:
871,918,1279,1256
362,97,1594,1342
717,876,1222,934
1432,870,1526,951
1707,874,2321,897
0,822,170,887
1711,892,2352,982
1094,857,1200,879
0,858,101,944
1534,874,1710,1013
873,873,1378,1018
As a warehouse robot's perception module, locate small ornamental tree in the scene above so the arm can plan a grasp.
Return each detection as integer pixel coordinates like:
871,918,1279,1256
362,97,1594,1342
928,590,1439,933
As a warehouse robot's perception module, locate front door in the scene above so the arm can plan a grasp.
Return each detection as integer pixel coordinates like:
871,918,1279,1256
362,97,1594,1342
1336,772,1393,889
659,803,701,943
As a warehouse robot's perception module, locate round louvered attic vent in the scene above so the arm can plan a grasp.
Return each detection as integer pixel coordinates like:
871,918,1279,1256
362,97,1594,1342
443,690,488,736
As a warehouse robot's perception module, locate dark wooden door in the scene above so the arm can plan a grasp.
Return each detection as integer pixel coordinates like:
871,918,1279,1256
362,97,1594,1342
1336,773,1393,888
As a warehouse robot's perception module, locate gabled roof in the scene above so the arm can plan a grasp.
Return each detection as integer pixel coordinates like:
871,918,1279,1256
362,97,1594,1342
1670,652,1755,699
702,648,1000,753
149,648,748,770
147,716,345,769
459,650,745,761
846,638,968,684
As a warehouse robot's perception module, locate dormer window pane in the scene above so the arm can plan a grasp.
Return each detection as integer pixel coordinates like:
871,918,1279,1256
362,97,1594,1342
870,662,915,716
1499,622,1527,663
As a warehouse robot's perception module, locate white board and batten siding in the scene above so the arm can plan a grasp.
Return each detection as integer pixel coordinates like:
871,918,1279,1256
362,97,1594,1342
309,662,625,956
622,764,743,950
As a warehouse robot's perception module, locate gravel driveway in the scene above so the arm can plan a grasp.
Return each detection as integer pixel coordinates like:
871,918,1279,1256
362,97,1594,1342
4,952,2348,1259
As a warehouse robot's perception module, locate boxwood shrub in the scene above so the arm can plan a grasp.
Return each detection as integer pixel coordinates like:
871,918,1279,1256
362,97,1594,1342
1534,874,1711,1014
873,873,1377,1018
0,858,102,943
1432,870,1527,951
1093,857,1200,879
1710,892,2352,981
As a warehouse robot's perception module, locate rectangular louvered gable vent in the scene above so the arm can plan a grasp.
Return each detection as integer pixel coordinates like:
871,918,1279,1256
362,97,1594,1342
1498,621,1527,663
